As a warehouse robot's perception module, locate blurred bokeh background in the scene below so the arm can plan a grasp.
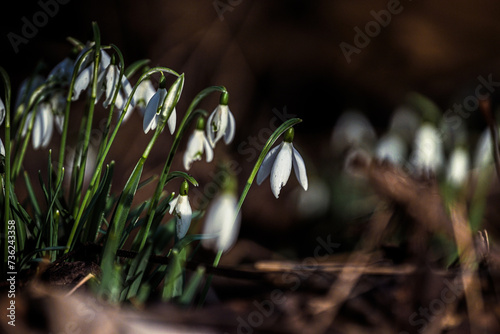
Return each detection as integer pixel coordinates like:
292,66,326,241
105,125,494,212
2,0,500,258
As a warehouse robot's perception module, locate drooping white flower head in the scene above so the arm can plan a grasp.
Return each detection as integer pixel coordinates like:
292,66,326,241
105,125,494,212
169,181,193,239
375,133,407,165
72,49,111,101
409,122,444,174
201,192,241,253
48,57,74,84
388,106,420,144
49,92,66,134
446,146,470,187
23,103,54,150
142,87,176,134
256,127,308,198
15,75,44,110
183,117,213,170
331,110,376,154
206,92,235,148
473,127,498,168
133,79,156,115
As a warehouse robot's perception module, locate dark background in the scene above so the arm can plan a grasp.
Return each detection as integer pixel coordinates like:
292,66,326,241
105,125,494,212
2,0,500,257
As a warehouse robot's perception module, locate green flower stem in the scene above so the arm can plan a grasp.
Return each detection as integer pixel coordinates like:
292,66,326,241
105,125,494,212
133,86,227,253
56,46,94,186
1,68,11,269
71,23,102,218
199,118,302,307
96,44,126,168
65,67,181,253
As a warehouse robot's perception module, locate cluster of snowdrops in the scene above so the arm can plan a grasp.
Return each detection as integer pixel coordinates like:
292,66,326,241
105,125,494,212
0,23,308,303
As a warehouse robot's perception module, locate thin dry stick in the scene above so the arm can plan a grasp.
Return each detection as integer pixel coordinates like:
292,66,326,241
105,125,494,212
449,204,484,332
306,202,391,334
65,273,96,297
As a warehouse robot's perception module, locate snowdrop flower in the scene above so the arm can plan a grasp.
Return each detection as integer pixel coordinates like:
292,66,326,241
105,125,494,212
96,59,135,118
0,138,4,156
183,117,213,170
256,127,308,198
49,92,66,133
133,79,156,115
375,133,407,165
15,75,44,110
201,191,241,252
446,146,469,187
142,81,176,134
72,49,111,101
169,180,193,239
48,57,74,84
206,92,235,147
409,122,444,174
473,128,498,168
331,110,376,154
388,106,420,144
23,103,54,149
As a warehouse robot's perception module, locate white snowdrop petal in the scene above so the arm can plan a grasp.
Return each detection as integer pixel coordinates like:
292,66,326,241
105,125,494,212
54,115,64,134
22,112,33,137
41,106,54,148
176,195,192,239
203,136,214,163
143,90,162,133
256,144,282,185
168,195,179,215
0,138,4,156
270,142,293,198
32,111,44,149
167,108,177,135
72,67,93,101
292,145,308,191
201,194,240,252
206,111,216,147
224,108,236,144
447,147,470,187
375,133,407,165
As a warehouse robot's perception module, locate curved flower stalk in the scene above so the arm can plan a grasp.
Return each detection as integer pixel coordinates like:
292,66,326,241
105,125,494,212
169,180,193,239
143,77,176,134
183,117,213,170
206,91,235,147
256,127,308,198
